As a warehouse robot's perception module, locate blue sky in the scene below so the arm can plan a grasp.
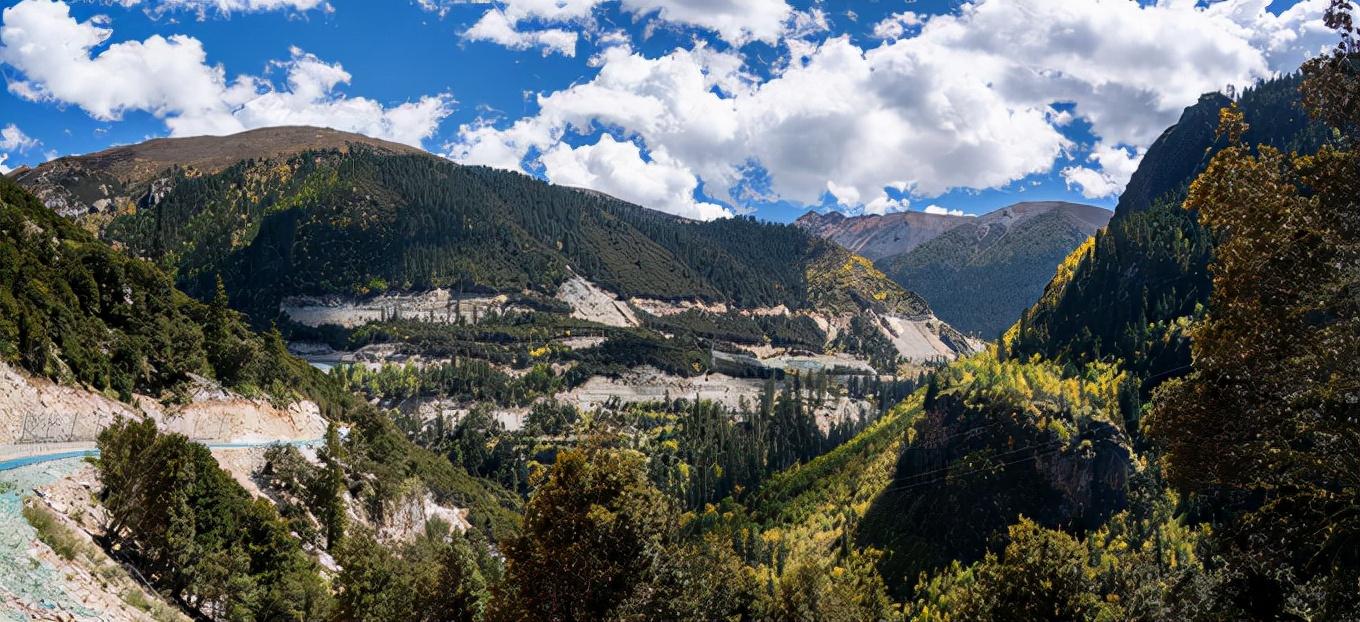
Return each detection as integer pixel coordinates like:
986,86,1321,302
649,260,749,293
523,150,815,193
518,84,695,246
0,0,1332,221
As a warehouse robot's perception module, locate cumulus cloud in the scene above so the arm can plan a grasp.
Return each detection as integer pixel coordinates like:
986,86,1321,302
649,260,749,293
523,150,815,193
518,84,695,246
0,155,9,175
871,11,922,40
0,124,38,152
541,133,731,220
466,9,579,56
864,195,910,215
1062,143,1145,199
447,0,1328,214
623,0,791,45
449,35,1069,211
455,0,793,55
0,0,450,147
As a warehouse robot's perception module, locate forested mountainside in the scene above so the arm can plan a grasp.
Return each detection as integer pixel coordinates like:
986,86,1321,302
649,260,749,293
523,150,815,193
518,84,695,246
5,10,1357,622
0,174,332,406
0,168,523,537
18,141,912,315
874,202,1111,337
1005,73,1330,379
707,50,1358,620
13,131,978,394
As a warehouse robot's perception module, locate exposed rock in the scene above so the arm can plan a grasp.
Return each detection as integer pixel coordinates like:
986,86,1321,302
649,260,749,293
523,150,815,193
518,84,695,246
281,289,516,328
0,361,325,461
557,366,874,431
555,276,639,327
375,481,471,542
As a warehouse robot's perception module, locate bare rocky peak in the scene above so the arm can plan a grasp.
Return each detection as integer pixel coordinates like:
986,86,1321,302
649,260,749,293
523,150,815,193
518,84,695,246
795,201,1111,261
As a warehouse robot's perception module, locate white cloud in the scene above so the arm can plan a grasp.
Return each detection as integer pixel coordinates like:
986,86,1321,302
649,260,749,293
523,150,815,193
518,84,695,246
923,204,966,217
0,154,10,175
622,0,791,45
447,0,1329,214
450,35,1069,211
455,0,793,54
871,11,922,40
0,124,38,152
465,9,579,57
119,0,331,18
0,0,450,147
1061,142,1145,198
864,195,909,215
540,133,732,220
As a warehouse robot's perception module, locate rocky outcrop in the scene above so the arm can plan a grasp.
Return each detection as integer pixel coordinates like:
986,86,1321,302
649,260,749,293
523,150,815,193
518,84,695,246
555,276,639,327
557,365,875,431
282,289,524,328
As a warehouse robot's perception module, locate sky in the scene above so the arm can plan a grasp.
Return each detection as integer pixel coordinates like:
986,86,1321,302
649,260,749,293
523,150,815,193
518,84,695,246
0,0,1336,221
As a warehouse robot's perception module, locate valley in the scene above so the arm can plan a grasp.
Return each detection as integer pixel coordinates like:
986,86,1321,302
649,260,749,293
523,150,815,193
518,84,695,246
0,2,1356,620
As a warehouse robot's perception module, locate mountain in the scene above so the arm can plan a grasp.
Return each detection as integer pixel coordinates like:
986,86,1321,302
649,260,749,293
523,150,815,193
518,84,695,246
793,209,968,260
748,74,1335,613
0,171,522,530
15,128,976,365
799,201,1111,338
9,126,424,224
1005,73,1328,379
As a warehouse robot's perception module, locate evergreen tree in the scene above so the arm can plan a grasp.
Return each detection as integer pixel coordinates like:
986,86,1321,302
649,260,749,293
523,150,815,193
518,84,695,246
320,422,348,551
1146,6,1360,616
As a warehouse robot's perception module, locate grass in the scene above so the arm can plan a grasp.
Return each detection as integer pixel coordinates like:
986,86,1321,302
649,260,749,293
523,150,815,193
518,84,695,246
122,588,186,622
21,500,94,562
23,497,188,621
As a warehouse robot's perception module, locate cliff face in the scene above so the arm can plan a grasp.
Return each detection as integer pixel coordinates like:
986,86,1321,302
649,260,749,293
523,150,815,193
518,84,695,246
851,355,1137,595
0,361,325,457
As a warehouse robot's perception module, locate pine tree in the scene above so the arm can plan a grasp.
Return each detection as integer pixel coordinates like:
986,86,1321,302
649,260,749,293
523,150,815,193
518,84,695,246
320,422,348,551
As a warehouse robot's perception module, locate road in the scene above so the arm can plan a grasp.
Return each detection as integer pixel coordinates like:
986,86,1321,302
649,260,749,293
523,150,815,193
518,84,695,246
0,437,322,620
0,438,323,472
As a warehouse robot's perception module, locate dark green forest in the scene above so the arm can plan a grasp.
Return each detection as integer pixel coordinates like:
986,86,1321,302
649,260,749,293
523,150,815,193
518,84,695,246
95,147,873,327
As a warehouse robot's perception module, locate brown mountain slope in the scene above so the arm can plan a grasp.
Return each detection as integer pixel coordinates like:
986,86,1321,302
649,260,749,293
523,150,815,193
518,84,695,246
796,201,1111,262
794,209,967,261
10,126,428,222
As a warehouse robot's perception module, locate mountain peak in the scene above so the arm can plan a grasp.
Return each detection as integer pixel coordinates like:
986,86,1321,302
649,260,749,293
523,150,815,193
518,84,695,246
794,201,1109,262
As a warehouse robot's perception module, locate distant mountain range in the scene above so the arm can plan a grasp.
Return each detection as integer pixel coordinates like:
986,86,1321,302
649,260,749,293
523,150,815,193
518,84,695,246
797,201,1111,337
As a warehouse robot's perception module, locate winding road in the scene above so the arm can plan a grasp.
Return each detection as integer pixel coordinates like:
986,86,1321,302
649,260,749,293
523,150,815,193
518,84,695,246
0,438,321,620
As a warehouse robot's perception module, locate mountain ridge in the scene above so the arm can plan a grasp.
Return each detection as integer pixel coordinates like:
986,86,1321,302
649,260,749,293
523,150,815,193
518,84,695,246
798,201,1111,337
11,126,429,223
